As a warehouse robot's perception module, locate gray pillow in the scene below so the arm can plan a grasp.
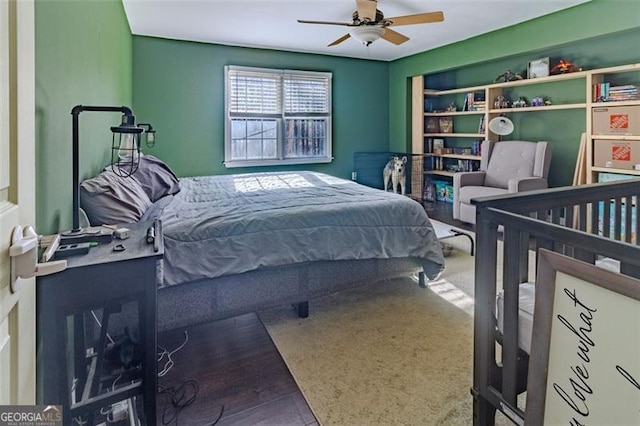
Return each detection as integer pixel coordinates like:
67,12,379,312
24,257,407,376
129,155,180,202
80,169,153,226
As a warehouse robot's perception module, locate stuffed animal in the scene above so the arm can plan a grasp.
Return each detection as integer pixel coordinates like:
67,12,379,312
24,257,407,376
383,156,407,195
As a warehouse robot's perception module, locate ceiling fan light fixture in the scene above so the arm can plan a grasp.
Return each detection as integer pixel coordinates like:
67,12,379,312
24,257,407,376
349,26,384,46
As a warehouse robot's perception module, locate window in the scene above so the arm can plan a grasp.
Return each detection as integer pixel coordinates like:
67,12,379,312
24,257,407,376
224,65,332,168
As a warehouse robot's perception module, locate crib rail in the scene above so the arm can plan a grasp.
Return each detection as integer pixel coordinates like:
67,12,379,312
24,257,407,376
471,179,640,425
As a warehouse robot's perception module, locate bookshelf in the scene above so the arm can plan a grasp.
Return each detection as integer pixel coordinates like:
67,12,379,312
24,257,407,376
412,63,640,201
586,63,640,184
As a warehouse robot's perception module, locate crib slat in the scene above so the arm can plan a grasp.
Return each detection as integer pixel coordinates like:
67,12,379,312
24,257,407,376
550,207,562,225
591,201,599,235
501,228,521,406
630,196,640,245
623,196,632,243
578,203,587,232
603,199,611,238
614,197,623,241
565,205,574,230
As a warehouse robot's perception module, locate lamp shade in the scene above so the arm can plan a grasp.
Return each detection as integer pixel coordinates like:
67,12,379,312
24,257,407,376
350,26,384,46
488,116,514,136
111,113,144,177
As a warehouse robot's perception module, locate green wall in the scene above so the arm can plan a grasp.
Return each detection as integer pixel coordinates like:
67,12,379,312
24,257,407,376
389,0,640,188
35,0,133,234
33,0,640,233
132,36,389,179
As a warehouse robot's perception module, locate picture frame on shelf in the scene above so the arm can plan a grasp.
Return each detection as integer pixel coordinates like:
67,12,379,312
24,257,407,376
425,117,440,133
527,57,550,79
439,117,454,133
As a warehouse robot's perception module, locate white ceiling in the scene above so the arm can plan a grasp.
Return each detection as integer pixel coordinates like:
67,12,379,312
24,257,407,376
123,0,590,62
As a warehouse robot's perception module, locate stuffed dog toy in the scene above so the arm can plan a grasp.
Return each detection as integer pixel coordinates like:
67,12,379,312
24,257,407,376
383,155,407,195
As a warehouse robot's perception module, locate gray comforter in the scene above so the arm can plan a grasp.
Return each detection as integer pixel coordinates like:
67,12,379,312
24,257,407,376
156,171,444,287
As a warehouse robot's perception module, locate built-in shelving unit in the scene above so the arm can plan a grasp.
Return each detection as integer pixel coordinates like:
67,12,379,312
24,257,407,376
586,63,640,183
411,63,640,201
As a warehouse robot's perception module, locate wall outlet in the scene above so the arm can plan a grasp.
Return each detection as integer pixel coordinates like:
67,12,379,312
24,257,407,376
351,171,357,181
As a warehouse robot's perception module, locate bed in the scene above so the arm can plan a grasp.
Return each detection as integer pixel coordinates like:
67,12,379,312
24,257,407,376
471,178,640,425
80,156,445,331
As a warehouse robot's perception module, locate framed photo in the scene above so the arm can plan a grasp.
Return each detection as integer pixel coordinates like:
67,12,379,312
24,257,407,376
439,116,453,133
527,57,550,79
425,116,440,133
525,249,640,426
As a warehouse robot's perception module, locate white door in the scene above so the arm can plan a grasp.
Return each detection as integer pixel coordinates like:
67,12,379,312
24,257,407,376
0,0,36,404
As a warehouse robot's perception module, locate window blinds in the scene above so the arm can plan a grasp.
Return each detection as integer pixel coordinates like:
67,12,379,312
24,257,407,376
284,74,329,114
227,67,330,115
227,70,280,114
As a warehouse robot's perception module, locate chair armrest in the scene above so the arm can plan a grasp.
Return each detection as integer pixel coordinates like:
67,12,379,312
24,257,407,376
508,177,548,192
453,171,486,188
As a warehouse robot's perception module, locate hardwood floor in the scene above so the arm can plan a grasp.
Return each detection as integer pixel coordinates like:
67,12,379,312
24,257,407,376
156,201,462,426
157,313,317,426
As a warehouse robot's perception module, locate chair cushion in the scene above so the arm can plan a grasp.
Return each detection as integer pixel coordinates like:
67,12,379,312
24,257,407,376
458,185,508,204
484,142,538,189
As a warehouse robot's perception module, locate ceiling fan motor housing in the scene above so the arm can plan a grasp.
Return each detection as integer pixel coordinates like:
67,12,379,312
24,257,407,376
352,9,384,24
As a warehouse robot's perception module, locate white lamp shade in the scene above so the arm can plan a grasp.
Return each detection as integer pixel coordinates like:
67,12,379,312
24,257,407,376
488,116,514,136
350,26,384,46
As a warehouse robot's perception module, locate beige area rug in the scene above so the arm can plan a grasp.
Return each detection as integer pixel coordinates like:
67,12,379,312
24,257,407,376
259,232,489,425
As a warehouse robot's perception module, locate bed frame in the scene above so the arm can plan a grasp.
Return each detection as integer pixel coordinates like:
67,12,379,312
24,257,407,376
471,178,640,425
157,257,426,331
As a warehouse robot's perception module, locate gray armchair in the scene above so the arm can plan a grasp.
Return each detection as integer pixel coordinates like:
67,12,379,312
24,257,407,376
453,140,552,224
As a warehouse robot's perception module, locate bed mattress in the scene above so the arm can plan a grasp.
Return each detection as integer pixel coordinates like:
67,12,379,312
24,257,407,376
153,171,445,288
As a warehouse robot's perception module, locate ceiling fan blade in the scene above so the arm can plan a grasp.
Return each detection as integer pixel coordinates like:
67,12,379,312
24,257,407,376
328,33,351,47
356,0,377,21
297,19,356,27
386,11,444,26
381,28,409,45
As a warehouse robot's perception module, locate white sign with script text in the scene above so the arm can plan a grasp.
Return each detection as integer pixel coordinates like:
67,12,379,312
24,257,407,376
526,250,640,425
543,270,640,424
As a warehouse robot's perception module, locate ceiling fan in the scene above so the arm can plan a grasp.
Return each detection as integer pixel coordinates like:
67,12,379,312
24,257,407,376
297,0,444,47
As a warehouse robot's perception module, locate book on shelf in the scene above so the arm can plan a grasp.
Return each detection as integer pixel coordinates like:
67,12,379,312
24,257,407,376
463,92,486,111
593,82,640,102
472,101,486,111
423,177,435,202
463,92,473,111
423,155,435,172
425,138,432,154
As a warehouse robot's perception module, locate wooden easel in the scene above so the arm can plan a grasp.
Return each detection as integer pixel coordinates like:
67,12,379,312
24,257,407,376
572,133,587,186
572,133,588,229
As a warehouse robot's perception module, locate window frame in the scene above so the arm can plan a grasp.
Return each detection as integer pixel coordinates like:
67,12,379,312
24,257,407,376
224,65,333,168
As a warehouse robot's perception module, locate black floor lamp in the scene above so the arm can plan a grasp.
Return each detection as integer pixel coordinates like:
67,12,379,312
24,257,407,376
67,105,144,236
